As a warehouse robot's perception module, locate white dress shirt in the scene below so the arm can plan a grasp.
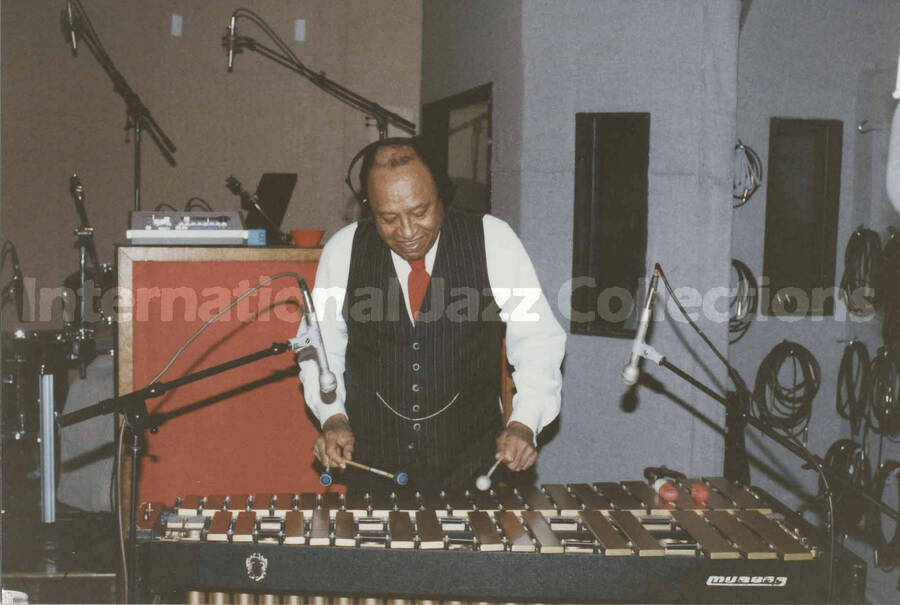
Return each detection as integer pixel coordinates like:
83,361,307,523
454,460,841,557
299,214,566,437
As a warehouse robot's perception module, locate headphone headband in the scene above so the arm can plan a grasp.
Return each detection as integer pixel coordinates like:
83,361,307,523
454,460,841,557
344,136,454,207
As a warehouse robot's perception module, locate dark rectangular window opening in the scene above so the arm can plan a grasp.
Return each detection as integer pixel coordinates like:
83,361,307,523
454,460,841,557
571,113,650,338
763,118,842,317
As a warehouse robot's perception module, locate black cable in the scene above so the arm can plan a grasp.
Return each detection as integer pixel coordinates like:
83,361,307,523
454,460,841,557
839,227,882,316
184,197,213,212
868,347,900,437
878,230,900,346
153,203,177,212
868,460,900,571
836,340,870,437
753,341,820,441
729,259,757,343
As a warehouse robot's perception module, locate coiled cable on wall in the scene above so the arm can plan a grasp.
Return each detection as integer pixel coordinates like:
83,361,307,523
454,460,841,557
868,347,900,437
819,439,870,536
839,227,882,316
836,340,870,437
868,460,900,571
733,139,763,208
729,259,758,343
753,340,821,441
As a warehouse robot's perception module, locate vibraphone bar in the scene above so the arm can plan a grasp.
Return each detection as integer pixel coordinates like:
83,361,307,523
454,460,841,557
137,478,866,603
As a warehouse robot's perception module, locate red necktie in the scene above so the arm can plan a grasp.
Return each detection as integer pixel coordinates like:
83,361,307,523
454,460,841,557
407,258,430,322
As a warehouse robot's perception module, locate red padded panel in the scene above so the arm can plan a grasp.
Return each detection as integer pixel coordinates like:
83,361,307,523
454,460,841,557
130,259,330,504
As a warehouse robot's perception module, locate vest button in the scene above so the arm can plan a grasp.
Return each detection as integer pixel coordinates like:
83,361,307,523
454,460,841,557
412,383,421,393
412,341,421,351
412,362,421,372
411,404,420,413
407,442,416,451
412,423,422,432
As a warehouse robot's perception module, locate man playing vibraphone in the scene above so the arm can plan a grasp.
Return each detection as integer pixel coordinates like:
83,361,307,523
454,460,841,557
300,137,566,492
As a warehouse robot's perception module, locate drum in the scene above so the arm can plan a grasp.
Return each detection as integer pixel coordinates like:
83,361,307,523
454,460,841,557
1,331,70,516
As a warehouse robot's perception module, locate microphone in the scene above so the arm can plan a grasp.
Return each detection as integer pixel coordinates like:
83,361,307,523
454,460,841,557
66,0,78,55
226,15,236,72
622,266,660,386
292,278,338,404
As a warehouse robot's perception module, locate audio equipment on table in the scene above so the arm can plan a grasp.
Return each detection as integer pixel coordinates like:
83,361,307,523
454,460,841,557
136,477,866,604
126,210,255,246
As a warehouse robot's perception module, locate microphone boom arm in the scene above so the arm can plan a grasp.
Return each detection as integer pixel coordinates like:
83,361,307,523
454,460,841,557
65,0,177,211
226,9,415,137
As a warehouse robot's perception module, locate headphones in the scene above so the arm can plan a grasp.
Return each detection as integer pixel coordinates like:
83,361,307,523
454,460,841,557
344,136,455,206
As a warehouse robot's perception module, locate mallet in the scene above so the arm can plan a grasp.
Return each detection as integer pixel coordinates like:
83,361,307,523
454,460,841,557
475,459,502,491
319,460,408,487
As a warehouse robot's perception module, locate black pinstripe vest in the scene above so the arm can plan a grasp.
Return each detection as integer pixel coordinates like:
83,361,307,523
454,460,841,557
343,207,504,490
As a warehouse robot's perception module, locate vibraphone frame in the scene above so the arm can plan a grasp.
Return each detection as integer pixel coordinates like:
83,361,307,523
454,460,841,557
137,486,866,604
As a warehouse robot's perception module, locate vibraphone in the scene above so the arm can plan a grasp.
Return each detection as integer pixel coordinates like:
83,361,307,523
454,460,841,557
137,477,866,603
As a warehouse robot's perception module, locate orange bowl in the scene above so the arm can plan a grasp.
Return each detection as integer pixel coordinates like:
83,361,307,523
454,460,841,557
291,229,325,248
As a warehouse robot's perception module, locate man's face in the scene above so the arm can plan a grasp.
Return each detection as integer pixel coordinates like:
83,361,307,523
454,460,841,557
367,152,444,262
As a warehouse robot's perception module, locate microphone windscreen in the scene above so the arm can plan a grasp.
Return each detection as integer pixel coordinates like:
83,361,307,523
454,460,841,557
887,103,900,213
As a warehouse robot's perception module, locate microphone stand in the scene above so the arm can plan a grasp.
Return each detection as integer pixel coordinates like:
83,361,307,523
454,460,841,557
66,0,177,211
630,263,900,602
69,175,100,378
225,9,415,139
630,285,900,523
57,340,293,603
56,273,329,603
